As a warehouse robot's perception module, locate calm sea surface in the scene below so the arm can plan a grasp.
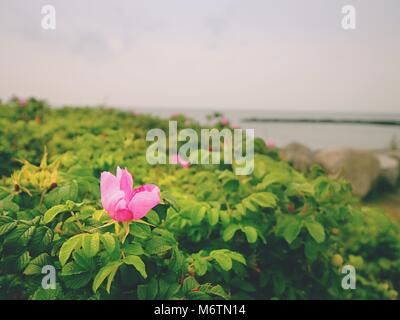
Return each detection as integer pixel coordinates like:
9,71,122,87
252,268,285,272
133,108,400,150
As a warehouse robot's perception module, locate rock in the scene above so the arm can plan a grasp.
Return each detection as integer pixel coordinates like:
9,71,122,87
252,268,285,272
314,149,380,198
280,143,314,172
375,153,399,187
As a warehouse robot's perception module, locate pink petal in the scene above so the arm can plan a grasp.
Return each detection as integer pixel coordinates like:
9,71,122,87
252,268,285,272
265,138,276,148
112,209,134,222
116,167,134,201
179,158,190,168
100,172,124,212
112,199,134,221
170,154,190,168
170,154,179,164
128,185,161,220
220,117,229,125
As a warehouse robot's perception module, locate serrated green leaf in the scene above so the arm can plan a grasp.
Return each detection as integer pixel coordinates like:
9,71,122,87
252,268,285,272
192,205,207,225
73,250,96,271
24,253,51,275
282,218,303,244
31,226,53,252
145,210,160,225
305,220,325,243
242,226,258,243
64,272,93,290
0,220,17,236
82,233,100,258
100,233,116,253
145,236,172,255
250,192,277,208
92,261,122,293
210,250,232,271
124,255,147,279
61,262,85,276
124,242,144,256
4,224,30,246
43,204,68,224
129,223,151,239
207,284,230,300
225,251,246,265
222,224,241,242
59,233,84,266
193,257,208,276
17,251,31,271
207,208,219,226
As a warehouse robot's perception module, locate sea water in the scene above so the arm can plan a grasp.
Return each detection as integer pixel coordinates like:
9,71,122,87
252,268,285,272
133,108,400,151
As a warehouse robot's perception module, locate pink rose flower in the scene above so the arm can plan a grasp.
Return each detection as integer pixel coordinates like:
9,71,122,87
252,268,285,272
19,99,27,108
100,167,160,221
265,138,276,148
219,117,229,125
170,154,190,168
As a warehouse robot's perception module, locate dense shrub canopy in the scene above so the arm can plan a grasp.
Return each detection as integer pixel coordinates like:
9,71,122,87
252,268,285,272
0,99,399,300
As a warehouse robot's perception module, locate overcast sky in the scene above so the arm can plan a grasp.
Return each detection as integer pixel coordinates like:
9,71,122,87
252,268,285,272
0,0,399,112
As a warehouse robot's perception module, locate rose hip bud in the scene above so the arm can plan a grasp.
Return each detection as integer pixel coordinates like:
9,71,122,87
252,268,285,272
192,287,200,292
287,204,295,213
331,254,344,267
50,182,58,190
331,228,340,235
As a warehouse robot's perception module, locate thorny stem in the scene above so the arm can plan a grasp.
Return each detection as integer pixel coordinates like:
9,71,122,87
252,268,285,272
122,221,130,244
120,221,130,259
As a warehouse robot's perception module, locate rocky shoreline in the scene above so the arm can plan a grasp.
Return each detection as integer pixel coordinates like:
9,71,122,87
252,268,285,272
280,143,400,198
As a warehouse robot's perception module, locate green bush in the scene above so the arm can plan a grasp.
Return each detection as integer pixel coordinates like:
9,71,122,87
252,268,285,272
0,100,398,300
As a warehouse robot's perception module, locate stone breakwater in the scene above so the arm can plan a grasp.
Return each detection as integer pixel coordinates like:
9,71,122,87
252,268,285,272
280,143,400,198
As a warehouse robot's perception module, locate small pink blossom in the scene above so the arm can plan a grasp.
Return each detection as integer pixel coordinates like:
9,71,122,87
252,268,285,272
171,112,182,117
100,167,160,221
265,138,276,148
19,99,27,108
170,154,190,168
231,124,241,129
219,117,230,125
